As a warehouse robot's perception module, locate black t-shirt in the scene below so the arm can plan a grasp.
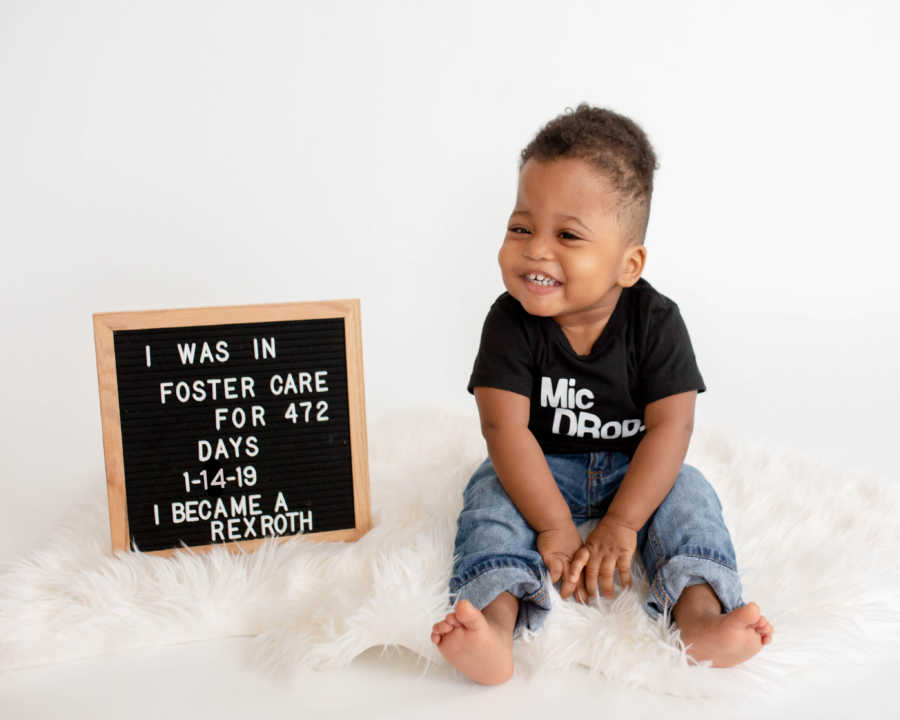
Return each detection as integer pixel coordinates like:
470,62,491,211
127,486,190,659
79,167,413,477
467,278,706,456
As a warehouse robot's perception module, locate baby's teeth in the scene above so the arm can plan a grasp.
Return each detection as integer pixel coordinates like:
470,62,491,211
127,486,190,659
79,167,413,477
526,272,560,286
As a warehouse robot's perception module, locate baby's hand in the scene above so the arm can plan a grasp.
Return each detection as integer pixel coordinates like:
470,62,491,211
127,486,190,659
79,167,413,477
536,524,590,604
568,516,637,601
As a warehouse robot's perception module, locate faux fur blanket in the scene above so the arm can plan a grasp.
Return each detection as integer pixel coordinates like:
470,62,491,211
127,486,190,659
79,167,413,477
1,407,898,698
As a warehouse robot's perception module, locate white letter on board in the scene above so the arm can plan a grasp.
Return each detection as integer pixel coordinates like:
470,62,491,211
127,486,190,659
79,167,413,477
223,377,237,399
298,511,313,532
210,520,224,542
171,502,186,524
248,494,262,515
191,380,207,402
177,343,197,365
241,376,256,398
269,374,283,395
251,405,266,426
226,518,241,540
214,407,228,431
197,440,212,461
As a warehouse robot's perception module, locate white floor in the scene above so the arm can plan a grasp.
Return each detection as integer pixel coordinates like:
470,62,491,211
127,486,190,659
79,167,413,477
3,634,900,720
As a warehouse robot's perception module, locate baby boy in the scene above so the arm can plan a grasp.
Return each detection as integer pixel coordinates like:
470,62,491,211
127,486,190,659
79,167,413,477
430,104,773,685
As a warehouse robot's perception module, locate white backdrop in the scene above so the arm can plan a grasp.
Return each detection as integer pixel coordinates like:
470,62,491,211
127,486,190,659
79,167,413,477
1,1,898,562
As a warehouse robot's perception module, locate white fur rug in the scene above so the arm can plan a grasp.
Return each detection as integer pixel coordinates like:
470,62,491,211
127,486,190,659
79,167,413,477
2,407,899,698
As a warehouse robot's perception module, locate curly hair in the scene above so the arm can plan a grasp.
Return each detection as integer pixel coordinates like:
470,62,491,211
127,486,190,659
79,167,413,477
519,103,658,245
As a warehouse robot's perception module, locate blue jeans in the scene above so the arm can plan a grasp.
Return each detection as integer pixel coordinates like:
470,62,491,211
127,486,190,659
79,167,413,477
449,452,745,639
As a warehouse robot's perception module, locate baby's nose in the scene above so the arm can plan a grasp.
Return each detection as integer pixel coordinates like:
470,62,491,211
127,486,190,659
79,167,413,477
523,233,553,259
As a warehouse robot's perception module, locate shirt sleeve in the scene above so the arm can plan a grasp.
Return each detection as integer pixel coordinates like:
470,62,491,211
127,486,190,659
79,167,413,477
466,295,534,398
639,300,706,404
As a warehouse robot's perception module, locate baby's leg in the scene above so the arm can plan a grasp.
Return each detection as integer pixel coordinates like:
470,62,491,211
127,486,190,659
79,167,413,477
639,464,774,667
431,591,518,685
435,457,560,684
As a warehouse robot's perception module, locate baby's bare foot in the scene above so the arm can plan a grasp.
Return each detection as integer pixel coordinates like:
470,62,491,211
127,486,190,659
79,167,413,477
677,601,774,668
430,599,514,685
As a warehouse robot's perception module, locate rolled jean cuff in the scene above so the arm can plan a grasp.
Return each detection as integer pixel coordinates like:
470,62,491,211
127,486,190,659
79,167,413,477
644,553,745,625
449,558,552,639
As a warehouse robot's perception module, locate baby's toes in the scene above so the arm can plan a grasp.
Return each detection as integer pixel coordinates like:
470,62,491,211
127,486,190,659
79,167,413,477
431,621,455,645
431,620,451,637
445,613,463,629
754,617,774,642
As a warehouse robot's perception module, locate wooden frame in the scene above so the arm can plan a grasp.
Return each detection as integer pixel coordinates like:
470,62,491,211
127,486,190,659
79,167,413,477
93,299,371,557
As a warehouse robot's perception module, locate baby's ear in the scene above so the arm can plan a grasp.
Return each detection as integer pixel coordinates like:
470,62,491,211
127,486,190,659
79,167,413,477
619,244,646,286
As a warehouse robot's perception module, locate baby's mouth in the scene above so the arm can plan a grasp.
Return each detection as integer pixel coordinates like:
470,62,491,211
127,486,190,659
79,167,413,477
523,271,562,288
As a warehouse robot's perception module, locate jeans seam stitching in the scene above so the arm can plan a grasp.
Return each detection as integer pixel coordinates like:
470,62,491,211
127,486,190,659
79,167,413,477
676,552,737,572
453,567,549,608
653,555,740,611
452,559,543,590
524,586,547,604
652,573,674,609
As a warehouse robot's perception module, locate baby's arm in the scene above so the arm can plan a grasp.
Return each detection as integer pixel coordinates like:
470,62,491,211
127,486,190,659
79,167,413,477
605,390,696,531
570,390,697,599
474,387,589,602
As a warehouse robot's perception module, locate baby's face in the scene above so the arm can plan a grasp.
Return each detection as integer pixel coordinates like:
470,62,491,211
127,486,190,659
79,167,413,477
499,156,644,326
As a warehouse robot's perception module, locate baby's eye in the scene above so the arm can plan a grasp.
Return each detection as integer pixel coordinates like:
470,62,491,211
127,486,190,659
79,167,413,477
560,231,580,240
508,226,530,234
